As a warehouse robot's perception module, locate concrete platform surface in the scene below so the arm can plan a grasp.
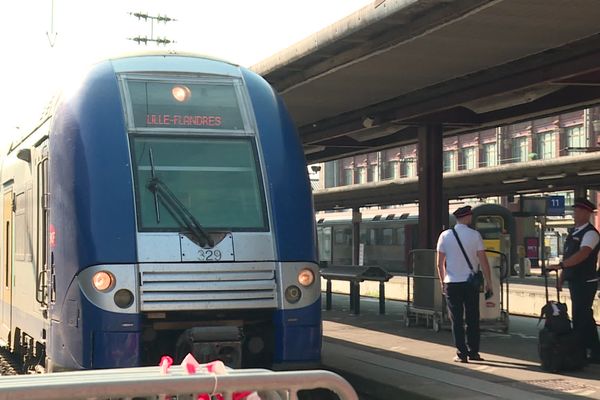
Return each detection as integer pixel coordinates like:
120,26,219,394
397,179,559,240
322,295,600,400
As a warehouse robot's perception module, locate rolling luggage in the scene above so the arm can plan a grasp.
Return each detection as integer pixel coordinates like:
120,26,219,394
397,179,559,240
538,269,586,372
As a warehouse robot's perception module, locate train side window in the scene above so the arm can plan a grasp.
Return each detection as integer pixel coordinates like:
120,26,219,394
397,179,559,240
344,228,352,245
475,216,503,240
14,192,26,262
4,222,9,287
369,229,376,246
371,228,380,245
333,226,353,246
334,229,345,245
318,227,332,263
396,228,405,246
382,228,394,246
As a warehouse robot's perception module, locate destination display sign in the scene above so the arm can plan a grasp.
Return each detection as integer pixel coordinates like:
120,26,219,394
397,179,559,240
127,80,244,130
145,114,223,127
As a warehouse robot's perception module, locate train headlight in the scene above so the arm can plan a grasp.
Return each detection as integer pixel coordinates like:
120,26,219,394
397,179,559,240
172,85,191,102
92,271,114,292
298,269,315,287
285,285,302,304
114,289,135,309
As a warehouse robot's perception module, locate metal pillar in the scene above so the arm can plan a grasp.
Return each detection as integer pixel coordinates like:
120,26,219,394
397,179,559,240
352,207,361,265
351,207,361,313
326,280,332,310
442,196,450,230
379,281,385,315
417,124,444,249
574,186,587,199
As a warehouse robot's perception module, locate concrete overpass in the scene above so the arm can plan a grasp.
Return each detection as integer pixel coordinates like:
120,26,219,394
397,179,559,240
253,0,600,163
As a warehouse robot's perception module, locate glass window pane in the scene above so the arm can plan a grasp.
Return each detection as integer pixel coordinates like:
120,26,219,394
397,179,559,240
402,160,416,177
367,164,378,182
382,228,394,245
355,167,367,184
383,161,398,179
512,137,528,163
131,136,267,231
567,125,586,155
538,131,556,160
443,151,456,172
461,147,476,170
344,169,353,185
483,143,497,167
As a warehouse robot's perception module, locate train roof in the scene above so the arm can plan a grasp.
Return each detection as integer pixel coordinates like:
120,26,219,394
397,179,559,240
6,51,251,155
317,213,418,224
106,50,240,68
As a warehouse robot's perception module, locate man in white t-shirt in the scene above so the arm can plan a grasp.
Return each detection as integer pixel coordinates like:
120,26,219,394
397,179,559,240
436,206,492,363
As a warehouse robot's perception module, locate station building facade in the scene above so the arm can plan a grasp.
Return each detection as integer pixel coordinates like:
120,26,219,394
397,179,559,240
318,106,600,192
311,106,600,264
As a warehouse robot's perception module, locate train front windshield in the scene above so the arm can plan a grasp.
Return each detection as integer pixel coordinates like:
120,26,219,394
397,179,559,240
474,216,504,239
131,136,268,231
124,76,268,233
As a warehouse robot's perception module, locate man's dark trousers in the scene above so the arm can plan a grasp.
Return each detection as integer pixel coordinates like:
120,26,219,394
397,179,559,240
446,282,480,357
569,280,600,358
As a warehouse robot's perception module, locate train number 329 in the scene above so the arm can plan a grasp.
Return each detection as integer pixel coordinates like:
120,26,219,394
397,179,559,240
197,249,222,261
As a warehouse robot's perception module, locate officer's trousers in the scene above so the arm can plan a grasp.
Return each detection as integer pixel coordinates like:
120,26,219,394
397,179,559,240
569,280,600,358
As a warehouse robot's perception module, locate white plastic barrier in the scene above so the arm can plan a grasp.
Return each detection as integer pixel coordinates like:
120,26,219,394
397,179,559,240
0,366,358,400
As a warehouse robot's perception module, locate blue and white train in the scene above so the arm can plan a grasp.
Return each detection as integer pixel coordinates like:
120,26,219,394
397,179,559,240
0,53,321,372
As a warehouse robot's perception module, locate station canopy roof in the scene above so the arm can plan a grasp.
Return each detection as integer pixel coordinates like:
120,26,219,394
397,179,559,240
252,0,600,163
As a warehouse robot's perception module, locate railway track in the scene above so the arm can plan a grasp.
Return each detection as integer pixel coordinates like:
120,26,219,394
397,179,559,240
0,347,21,376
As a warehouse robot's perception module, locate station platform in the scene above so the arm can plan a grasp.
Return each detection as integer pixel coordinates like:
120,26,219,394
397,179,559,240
323,274,600,321
321,294,600,400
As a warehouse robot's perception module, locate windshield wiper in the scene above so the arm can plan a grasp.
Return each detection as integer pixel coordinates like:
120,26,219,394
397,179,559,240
147,148,214,248
149,148,161,223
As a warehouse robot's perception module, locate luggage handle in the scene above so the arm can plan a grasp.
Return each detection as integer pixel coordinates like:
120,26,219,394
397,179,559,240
543,266,560,304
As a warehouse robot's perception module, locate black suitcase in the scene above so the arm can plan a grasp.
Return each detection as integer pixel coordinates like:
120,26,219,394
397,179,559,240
539,328,586,372
538,269,586,372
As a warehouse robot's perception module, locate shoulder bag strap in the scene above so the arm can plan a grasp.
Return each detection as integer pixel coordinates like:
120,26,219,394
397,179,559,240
451,228,474,272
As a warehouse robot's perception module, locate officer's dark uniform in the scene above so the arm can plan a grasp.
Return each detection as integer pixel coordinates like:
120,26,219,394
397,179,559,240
563,199,600,361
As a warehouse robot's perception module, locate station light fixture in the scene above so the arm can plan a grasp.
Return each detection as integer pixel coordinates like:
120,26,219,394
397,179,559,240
536,173,567,181
501,177,528,184
576,170,600,176
516,188,540,194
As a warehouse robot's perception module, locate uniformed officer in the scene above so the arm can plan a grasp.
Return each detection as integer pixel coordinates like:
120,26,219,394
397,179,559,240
548,197,600,363
436,206,493,363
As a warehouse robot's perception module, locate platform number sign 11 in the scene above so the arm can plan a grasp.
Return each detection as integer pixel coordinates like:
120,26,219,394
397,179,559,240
546,195,565,216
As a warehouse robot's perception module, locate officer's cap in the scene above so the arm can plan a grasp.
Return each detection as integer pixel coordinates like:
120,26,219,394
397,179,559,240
573,197,596,212
453,205,473,218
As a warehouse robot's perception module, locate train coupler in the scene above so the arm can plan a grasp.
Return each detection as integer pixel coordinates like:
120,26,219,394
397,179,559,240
175,326,243,368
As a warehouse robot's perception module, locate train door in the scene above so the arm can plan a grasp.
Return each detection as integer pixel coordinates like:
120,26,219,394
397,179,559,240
1,187,14,340
36,152,49,308
317,225,332,264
